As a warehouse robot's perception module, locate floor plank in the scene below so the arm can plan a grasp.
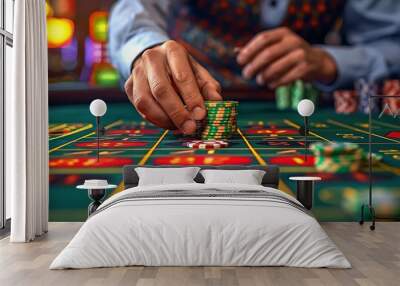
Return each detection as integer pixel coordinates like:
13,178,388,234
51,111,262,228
0,222,398,286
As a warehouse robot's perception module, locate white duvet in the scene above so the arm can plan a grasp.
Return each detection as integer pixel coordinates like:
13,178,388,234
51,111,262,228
50,183,351,269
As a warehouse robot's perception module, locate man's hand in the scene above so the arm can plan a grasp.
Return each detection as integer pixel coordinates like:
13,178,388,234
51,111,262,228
237,27,337,88
124,40,222,135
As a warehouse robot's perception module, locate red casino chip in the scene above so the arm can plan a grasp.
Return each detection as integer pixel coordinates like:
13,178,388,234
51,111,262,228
49,157,133,168
76,141,147,148
183,140,229,149
333,90,358,114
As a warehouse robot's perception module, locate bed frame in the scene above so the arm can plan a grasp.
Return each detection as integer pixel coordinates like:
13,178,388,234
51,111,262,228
123,165,280,189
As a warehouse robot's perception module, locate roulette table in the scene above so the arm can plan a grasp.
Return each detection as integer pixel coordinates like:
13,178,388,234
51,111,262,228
49,101,400,222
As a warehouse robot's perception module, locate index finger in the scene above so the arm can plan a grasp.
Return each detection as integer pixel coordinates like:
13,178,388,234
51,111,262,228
237,28,285,65
165,42,206,120
142,49,196,135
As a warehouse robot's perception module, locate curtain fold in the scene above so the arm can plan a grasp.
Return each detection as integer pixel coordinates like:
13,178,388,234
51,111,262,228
8,0,49,242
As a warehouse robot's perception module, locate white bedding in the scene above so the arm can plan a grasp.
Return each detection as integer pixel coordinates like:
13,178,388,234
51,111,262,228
50,183,351,269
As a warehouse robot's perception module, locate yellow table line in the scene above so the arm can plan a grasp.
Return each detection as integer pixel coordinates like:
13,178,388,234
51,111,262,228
138,130,169,166
49,132,94,154
284,119,331,143
49,123,67,132
49,124,93,141
238,128,294,195
237,128,267,166
49,120,123,154
105,120,124,130
327,119,400,144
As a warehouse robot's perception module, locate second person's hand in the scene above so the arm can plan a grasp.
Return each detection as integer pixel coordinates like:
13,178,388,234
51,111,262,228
237,27,337,88
124,40,222,135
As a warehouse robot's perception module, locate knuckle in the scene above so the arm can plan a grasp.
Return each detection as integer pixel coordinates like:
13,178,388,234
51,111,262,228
214,81,222,92
174,71,191,83
260,32,269,41
124,79,131,94
163,40,181,52
133,95,149,114
184,92,201,106
168,108,185,124
151,81,169,99
132,66,142,78
141,49,156,61
295,49,306,60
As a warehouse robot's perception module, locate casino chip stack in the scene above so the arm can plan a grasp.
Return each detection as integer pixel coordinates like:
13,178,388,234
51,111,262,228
310,142,363,173
382,79,400,116
355,78,379,114
275,80,319,111
184,101,238,149
333,90,358,114
200,101,238,140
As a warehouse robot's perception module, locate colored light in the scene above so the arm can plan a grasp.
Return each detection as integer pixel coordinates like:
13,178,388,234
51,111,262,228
60,38,78,70
55,0,76,18
90,63,120,87
96,69,119,85
89,11,109,43
46,1,54,17
47,17,75,48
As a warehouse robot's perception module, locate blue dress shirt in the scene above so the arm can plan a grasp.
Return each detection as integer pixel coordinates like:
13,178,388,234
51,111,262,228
109,0,400,91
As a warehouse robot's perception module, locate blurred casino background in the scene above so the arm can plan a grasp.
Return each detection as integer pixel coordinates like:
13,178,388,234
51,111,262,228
47,0,126,104
46,0,278,104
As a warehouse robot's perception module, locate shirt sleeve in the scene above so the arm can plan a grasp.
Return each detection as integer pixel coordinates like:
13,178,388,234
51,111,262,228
315,0,400,92
109,0,173,80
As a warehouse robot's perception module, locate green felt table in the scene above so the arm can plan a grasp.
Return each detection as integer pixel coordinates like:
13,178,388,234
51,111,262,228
49,102,400,222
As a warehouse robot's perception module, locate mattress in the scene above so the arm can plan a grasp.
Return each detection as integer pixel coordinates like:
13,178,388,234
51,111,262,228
50,183,351,269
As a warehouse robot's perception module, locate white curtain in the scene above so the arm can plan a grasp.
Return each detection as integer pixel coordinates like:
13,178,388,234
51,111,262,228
7,0,49,242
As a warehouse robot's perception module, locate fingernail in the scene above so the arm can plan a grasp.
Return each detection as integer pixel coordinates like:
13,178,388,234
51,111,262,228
182,120,196,135
242,67,251,79
237,55,244,65
192,106,206,120
256,74,264,85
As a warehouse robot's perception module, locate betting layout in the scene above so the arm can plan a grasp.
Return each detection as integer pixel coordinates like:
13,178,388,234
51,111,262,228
48,101,400,222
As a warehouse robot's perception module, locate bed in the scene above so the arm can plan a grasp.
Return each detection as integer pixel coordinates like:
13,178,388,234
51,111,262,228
50,165,350,269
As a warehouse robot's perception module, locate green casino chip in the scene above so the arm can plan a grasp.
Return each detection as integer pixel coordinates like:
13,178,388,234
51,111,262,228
311,142,360,156
276,85,291,110
291,80,305,110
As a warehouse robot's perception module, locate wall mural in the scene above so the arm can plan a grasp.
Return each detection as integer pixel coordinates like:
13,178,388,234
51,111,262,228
47,0,400,222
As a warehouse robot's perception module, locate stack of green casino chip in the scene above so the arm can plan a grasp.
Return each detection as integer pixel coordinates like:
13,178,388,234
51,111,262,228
310,142,363,173
275,80,319,111
291,80,305,110
196,101,238,140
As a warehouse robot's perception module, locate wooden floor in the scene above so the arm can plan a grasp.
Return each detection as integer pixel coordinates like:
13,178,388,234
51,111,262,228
0,222,399,286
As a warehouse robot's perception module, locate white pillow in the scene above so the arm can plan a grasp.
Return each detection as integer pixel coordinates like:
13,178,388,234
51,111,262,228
200,169,266,185
135,167,200,186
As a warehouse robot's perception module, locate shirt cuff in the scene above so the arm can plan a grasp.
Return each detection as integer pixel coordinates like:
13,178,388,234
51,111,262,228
116,31,170,80
313,45,389,92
